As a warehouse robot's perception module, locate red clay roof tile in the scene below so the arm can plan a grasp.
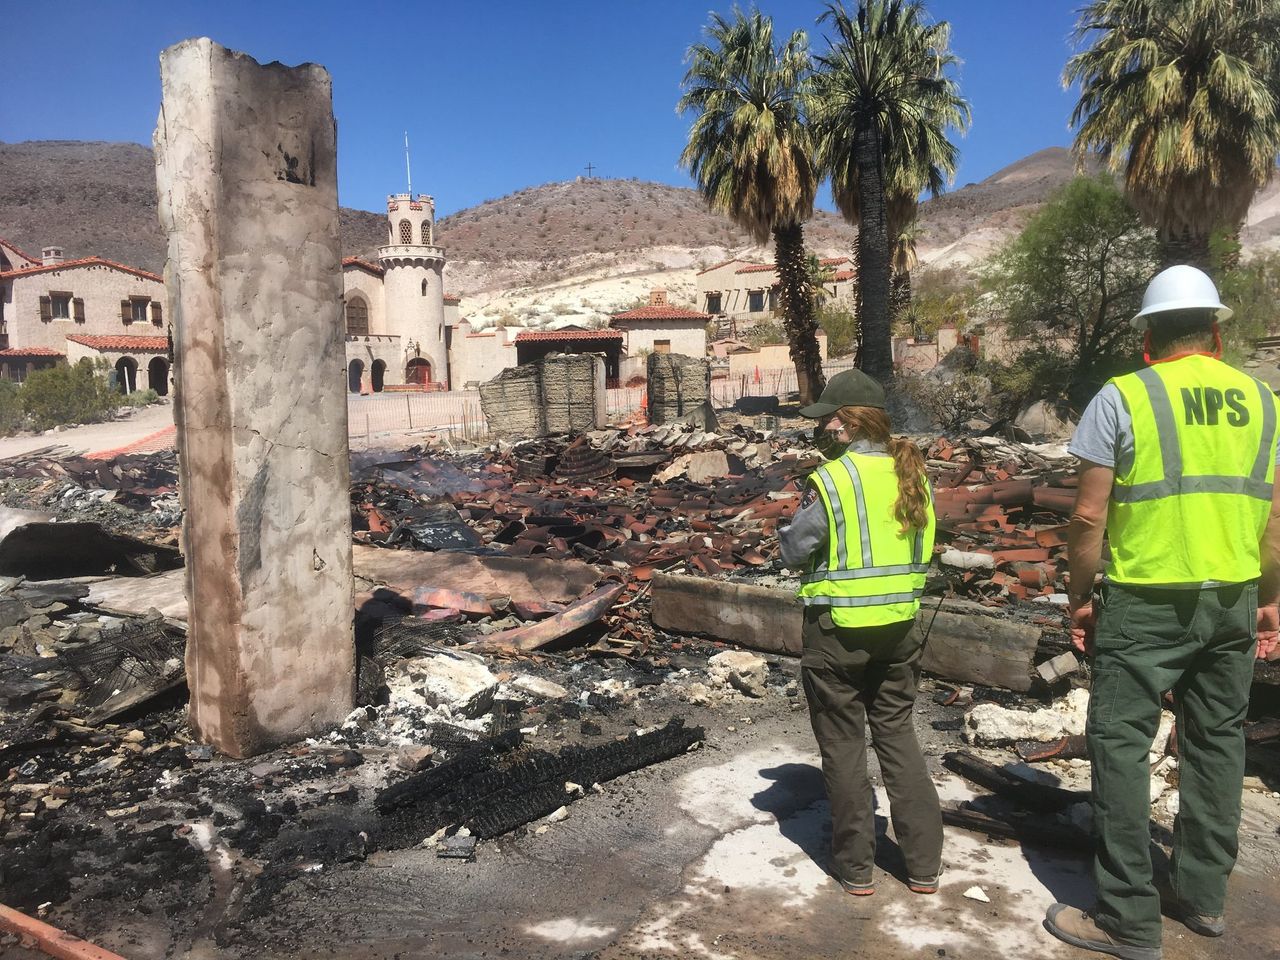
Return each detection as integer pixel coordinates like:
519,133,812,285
66,334,168,351
610,305,711,322
0,347,65,358
513,329,623,342
0,256,162,283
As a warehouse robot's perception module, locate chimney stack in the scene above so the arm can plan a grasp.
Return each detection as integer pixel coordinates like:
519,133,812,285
40,246,65,266
648,288,668,307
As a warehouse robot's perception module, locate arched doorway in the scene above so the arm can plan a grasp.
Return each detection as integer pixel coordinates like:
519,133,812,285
348,359,364,393
405,358,431,385
115,357,138,395
147,357,169,397
371,359,386,393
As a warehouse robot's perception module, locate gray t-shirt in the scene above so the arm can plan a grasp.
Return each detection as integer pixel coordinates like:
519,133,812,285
1070,381,1280,469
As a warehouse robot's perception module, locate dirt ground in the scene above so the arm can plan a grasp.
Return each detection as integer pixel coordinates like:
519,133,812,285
5,679,1277,960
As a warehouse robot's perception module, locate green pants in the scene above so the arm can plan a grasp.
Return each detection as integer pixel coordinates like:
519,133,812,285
801,608,943,886
1089,581,1257,947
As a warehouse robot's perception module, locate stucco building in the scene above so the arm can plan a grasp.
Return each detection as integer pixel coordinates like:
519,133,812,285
611,289,710,381
0,237,171,392
695,256,853,325
340,193,463,392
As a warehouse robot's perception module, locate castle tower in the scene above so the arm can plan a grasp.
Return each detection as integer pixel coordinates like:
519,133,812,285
379,193,447,387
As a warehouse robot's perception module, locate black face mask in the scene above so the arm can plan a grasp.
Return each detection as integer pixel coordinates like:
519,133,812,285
813,424,848,460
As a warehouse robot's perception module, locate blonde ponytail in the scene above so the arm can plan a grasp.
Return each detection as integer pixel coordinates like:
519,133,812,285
835,406,930,533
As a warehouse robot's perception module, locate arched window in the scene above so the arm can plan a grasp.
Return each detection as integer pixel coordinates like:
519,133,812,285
421,221,432,244
345,296,369,335
421,279,428,297
398,219,413,244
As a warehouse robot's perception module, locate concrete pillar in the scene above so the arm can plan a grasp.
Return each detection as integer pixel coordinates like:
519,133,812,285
154,38,353,757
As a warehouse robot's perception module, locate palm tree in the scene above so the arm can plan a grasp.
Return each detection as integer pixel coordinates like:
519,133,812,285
679,8,825,403
1065,0,1280,270
810,0,969,382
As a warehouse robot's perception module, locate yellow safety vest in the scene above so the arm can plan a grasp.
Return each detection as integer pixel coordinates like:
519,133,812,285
796,450,935,627
1107,354,1280,585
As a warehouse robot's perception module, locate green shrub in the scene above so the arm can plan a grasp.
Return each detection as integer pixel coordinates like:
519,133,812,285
21,360,119,431
121,388,160,408
0,382,23,436
746,320,788,347
818,303,859,358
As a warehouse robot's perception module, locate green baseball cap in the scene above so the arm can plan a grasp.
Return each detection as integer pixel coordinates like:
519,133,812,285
798,368,886,418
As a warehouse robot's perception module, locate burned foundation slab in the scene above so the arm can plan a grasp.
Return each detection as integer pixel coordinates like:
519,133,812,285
154,38,353,757
646,353,714,428
478,354,606,437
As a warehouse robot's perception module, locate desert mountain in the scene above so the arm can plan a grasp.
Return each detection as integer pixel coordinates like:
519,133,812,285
2,141,1276,326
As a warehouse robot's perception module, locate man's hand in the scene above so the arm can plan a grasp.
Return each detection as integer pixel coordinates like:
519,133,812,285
1070,600,1096,655
1257,603,1280,660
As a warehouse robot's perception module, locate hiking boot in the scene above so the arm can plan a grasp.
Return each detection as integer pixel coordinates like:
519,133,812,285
1174,906,1224,938
1043,904,1162,960
907,872,940,895
836,876,874,897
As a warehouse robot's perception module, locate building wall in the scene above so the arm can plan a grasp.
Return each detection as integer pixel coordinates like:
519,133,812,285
450,322,517,388
64,340,170,393
382,259,447,384
341,268,387,336
5,265,165,352
344,335,404,391
615,319,707,361
726,333,828,380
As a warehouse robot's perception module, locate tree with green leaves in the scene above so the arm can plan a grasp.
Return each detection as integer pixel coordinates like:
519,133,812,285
678,8,825,403
1064,0,1280,271
810,0,969,381
983,175,1158,406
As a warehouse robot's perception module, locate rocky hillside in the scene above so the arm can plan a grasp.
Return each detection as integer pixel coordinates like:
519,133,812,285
0,141,388,274
3,141,1276,314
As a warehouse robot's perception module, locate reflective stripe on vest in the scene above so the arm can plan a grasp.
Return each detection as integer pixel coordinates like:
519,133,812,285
796,450,936,627
1107,355,1280,585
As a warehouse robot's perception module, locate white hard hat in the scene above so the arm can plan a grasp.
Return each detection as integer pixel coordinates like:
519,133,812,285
1131,265,1232,330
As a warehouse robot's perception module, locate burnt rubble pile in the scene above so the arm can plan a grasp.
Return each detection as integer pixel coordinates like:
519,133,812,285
0,447,182,536
1,416,1276,948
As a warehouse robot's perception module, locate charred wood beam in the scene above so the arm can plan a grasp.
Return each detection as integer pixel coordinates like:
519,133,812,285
943,751,1088,812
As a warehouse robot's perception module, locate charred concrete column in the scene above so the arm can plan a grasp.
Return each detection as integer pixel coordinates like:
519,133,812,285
154,38,353,757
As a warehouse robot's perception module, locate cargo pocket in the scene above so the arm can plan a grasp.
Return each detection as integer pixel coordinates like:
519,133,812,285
1114,587,1195,647
1086,667,1120,729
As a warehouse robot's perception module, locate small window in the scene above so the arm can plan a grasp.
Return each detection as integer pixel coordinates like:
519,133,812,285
131,298,150,324
705,292,722,314
654,339,672,354
421,279,428,297
50,293,71,319
421,221,431,244
748,290,765,313
398,219,413,244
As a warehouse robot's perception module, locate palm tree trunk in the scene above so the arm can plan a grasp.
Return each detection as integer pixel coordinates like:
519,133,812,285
1159,227,1211,272
774,221,825,405
854,122,894,382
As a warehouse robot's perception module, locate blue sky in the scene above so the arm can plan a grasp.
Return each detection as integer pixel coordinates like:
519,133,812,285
3,1,1083,218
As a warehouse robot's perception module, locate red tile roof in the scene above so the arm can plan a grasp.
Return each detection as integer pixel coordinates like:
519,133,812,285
66,335,168,351
0,256,162,283
444,293,461,304
734,256,850,275
342,256,384,277
696,258,750,276
0,347,65,358
611,304,712,322
0,238,41,267
832,269,855,282
514,329,623,343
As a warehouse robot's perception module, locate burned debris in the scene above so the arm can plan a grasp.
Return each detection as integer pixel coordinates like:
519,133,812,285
1,385,1277,950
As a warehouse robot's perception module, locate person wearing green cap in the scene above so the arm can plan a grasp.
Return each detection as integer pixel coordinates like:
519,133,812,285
780,368,942,898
